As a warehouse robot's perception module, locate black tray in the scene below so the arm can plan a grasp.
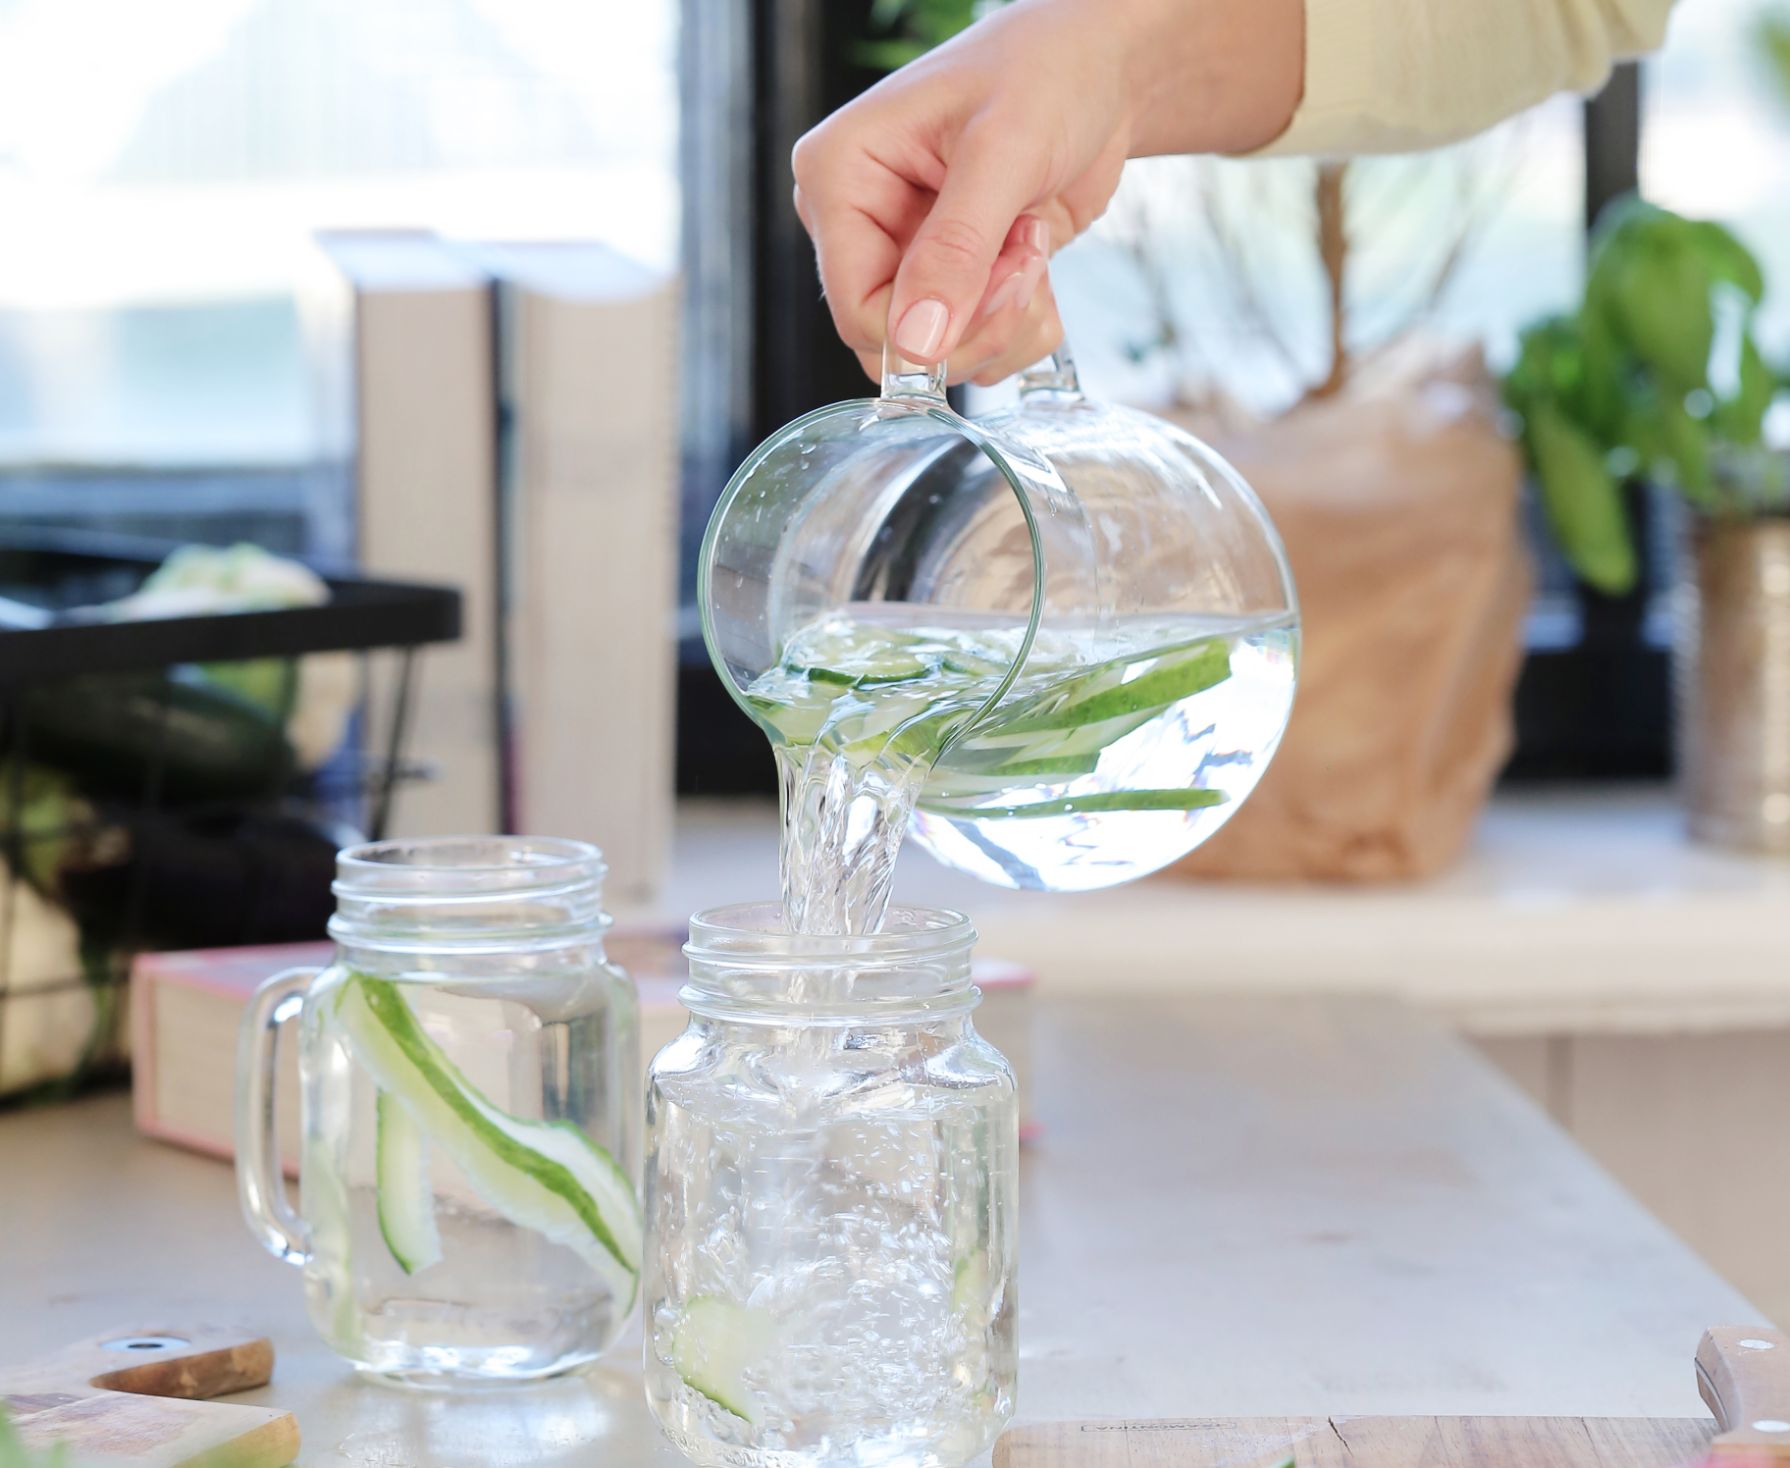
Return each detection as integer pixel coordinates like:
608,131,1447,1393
0,528,461,684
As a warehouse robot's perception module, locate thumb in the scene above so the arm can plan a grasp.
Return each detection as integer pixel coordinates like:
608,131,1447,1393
889,126,1040,365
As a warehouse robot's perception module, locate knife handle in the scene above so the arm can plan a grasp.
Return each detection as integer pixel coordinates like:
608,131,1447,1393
1698,1326,1790,1459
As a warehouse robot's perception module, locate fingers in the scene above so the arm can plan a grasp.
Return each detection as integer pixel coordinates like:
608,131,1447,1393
792,122,929,358
973,217,1048,315
851,215,1050,387
887,113,1044,365
853,261,1064,390
955,273,1064,388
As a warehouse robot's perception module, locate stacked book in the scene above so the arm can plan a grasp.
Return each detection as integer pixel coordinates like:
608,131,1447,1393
305,231,678,904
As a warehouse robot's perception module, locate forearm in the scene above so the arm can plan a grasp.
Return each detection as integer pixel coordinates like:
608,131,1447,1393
1258,0,1674,155
1122,0,1306,158
1117,0,1675,162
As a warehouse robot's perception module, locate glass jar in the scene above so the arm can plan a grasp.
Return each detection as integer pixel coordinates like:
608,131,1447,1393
235,837,641,1386
643,903,1018,1468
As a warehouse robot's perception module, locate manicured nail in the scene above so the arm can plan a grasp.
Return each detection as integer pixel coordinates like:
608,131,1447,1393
984,271,1024,316
1023,217,1050,254
1013,254,1047,311
895,298,949,359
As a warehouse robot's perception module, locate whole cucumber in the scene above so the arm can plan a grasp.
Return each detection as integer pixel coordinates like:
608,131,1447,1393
20,668,295,800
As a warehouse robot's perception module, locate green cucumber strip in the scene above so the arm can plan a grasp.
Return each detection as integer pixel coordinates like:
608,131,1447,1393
925,759,1103,798
804,659,934,687
952,1251,991,1317
941,652,1008,677
838,704,976,765
302,1129,362,1349
936,748,1102,778
334,974,641,1305
923,787,1228,819
672,1295,770,1425
996,641,1231,734
376,1090,442,1275
952,707,1159,765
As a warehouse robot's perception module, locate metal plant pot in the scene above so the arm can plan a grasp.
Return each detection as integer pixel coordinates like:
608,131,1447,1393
1676,517,1790,853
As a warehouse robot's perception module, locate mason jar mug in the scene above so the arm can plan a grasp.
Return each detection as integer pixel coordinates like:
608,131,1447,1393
235,837,642,1385
643,903,1019,1468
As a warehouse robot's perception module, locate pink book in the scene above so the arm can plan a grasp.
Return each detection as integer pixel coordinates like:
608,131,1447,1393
131,931,1037,1168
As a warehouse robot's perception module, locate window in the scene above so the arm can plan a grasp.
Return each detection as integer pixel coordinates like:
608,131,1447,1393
1642,0,1790,356
1047,98,1586,419
0,0,676,479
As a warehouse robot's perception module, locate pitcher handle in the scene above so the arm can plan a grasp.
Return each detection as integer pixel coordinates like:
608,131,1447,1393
880,341,949,402
1018,339,1083,398
234,966,318,1266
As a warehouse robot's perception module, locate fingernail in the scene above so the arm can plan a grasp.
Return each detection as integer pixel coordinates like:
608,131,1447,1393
1023,217,1050,253
984,271,1024,316
1014,254,1047,311
895,298,949,359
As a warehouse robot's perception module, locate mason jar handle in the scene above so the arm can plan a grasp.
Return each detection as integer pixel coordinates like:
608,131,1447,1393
234,966,317,1267
881,341,948,402
1018,339,1083,397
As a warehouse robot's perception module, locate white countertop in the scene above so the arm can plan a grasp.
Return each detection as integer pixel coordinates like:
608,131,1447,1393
623,788,1790,1037
0,998,1757,1464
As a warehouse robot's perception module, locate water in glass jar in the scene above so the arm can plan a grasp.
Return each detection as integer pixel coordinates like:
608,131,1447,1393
298,966,640,1384
645,1030,1017,1467
750,607,1297,929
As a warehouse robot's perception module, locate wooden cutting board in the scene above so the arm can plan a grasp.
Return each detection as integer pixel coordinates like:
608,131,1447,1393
0,1326,298,1467
997,1325,1790,1467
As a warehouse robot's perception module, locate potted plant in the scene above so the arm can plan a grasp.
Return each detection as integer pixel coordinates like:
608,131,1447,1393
1501,200,1790,852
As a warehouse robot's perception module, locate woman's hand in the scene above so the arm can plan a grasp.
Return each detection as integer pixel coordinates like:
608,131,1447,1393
791,0,1303,385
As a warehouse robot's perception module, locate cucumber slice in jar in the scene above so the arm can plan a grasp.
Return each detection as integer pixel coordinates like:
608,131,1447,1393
952,1250,990,1318
375,1090,443,1275
672,1295,770,1426
334,973,642,1306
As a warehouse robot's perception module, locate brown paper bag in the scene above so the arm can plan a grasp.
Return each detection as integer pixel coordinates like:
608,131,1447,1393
1173,348,1531,882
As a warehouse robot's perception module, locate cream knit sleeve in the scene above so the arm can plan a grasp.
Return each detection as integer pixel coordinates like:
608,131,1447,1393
1255,0,1678,157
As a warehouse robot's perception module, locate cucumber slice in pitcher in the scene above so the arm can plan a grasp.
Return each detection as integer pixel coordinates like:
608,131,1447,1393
672,1295,771,1426
335,973,641,1305
376,1090,442,1275
922,787,1229,819
804,653,935,687
996,640,1232,735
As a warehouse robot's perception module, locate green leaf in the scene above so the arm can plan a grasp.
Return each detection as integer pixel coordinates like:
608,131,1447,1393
1526,402,1637,595
851,38,932,69
1756,7,1790,112
0,1405,72,1468
1576,305,1629,439
1710,333,1776,446
855,0,984,70
1657,394,1714,508
1608,239,1717,394
1503,316,1585,415
1683,219,1766,304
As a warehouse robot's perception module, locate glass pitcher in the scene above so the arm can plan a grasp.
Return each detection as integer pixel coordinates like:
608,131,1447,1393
643,902,1017,1467
235,837,641,1385
699,342,1298,894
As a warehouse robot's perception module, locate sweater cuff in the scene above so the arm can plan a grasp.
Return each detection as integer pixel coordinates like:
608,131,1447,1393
1248,0,1388,159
